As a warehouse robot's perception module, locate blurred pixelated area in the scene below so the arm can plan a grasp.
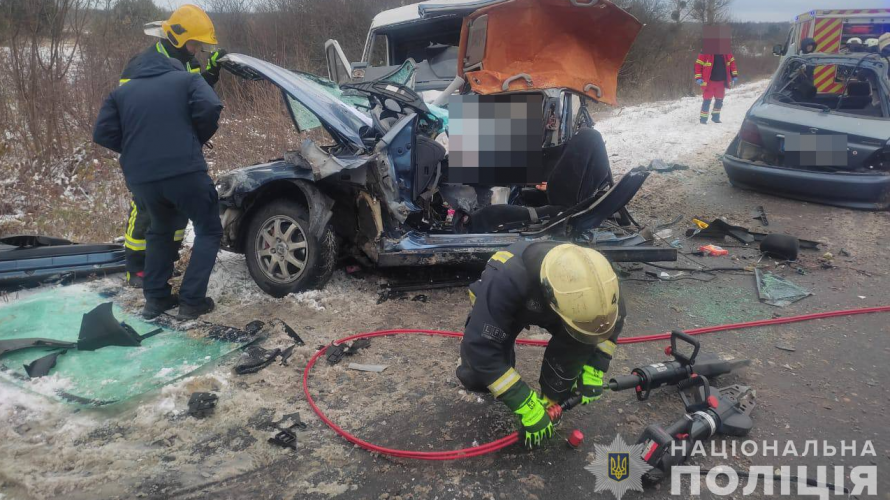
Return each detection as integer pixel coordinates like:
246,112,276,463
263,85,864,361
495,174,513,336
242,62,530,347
784,134,849,167
703,24,733,54
448,94,544,184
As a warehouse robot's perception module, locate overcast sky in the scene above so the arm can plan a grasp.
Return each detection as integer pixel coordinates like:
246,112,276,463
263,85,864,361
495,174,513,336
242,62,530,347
155,0,890,23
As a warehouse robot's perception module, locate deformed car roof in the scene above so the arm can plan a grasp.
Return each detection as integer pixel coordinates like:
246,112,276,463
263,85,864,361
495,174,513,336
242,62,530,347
222,53,373,151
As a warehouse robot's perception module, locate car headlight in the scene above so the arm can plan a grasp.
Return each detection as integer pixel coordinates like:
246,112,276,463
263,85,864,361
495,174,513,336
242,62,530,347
215,175,235,199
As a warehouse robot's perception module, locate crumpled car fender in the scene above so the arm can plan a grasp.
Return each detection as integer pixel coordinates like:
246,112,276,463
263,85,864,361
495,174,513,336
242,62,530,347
290,179,336,238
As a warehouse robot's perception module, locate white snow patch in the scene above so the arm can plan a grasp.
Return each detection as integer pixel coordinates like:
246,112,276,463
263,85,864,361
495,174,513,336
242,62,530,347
598,80,771,175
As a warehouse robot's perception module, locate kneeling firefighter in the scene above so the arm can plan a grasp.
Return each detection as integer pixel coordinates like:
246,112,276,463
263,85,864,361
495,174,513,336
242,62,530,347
457,242,624,448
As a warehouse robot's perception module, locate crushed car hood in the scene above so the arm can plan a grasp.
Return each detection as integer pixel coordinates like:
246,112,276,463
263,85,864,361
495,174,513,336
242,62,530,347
456,0,641,105
222,53,373,151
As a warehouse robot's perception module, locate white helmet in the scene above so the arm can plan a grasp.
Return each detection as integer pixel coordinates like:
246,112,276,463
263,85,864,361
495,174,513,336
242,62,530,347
864,38,880,48
879,33,890,56
847,37,863,46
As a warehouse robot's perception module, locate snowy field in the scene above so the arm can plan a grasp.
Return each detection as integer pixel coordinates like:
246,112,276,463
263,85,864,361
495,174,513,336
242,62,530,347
598,80,771,175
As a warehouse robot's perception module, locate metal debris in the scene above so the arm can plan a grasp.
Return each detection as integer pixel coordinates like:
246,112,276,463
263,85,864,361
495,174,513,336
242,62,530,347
347,363,389,373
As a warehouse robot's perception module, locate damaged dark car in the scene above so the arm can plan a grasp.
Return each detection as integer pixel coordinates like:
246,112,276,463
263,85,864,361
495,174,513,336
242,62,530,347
215,0,671,297
722,53,890,210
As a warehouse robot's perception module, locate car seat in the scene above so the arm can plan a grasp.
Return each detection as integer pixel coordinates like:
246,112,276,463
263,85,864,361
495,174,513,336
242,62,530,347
462,128,614,233
839,80,872,109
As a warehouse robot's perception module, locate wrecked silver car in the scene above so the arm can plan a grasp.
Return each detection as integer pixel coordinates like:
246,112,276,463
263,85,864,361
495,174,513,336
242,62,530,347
215,0,670,297
723,53,890,210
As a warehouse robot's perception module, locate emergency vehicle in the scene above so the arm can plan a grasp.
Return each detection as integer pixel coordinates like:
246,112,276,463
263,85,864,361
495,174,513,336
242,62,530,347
775,8,890,93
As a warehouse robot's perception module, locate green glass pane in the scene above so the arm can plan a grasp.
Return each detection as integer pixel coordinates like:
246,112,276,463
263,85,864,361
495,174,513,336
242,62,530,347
0,285,250,406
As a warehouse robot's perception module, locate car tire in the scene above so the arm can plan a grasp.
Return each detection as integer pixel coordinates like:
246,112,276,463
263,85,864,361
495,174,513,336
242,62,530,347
244,199,337,298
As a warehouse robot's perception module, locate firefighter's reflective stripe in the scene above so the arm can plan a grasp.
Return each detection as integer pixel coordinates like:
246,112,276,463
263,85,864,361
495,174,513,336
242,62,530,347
694,73,703,78
125,202,146,251
487,367,521,398
700,112,710,117
695,59,705,65
174,229,185,241
469,289,476,305
119,78,131,85
156,40,200,73
490,251,514,264
597,340,617,357
125,234,146,251
155,41,169,57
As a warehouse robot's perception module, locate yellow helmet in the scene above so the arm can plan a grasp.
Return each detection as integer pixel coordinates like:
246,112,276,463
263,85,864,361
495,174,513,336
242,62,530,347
161,5,217,48
540,244,619,345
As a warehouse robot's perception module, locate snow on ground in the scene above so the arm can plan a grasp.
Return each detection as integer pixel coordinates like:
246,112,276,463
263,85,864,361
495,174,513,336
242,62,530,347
598,80,771,175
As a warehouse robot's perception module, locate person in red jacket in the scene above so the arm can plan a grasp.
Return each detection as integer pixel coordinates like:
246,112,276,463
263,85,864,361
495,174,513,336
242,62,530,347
695,25,739,124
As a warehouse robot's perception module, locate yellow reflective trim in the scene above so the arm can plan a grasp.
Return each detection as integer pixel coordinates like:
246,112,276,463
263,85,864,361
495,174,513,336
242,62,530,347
488,368,521,398
597,340,617,357
490,251,513,264
703,62,713,67
156,41,169,57
127,202,138,237
174,229,185,241
694,74,702,78
124,234,146,251
119,78,131,86
695,59,705,65
468,290,476,305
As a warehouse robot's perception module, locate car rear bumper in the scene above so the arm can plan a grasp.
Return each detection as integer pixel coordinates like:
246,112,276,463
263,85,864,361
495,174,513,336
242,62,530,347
722,154,890,210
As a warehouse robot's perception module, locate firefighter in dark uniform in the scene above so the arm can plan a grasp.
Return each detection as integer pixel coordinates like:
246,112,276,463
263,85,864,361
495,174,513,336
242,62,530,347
457,242,624,448
93,4,224,320
122,5,228,288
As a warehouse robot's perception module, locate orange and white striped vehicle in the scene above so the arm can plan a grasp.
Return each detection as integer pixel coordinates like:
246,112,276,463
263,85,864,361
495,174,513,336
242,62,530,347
775,8,890,93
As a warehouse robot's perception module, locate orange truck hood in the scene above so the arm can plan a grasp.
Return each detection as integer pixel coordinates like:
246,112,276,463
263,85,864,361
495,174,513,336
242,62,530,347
456,0,641,106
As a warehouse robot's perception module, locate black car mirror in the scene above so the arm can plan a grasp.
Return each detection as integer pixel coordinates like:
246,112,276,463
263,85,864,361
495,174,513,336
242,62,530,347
773,44,784,56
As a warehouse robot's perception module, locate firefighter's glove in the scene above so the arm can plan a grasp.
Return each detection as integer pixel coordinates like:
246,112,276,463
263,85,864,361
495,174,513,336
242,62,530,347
577,365,605,405
695,78,705,86
206,49,228,74
515,392,553,449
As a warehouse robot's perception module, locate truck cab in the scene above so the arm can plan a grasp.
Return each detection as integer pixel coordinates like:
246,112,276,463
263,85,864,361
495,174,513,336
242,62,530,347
325,0,504,101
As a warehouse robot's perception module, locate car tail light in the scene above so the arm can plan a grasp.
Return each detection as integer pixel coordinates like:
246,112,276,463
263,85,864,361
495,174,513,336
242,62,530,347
739,120,762,146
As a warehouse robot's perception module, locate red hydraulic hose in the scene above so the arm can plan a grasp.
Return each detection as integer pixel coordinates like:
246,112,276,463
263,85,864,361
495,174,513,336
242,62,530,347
302,304,890,460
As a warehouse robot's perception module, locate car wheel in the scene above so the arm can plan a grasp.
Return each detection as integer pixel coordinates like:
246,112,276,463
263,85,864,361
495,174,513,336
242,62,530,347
245,199,337,297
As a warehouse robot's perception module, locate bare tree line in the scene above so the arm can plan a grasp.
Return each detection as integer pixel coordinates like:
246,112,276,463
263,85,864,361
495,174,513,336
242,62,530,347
0,0,780,164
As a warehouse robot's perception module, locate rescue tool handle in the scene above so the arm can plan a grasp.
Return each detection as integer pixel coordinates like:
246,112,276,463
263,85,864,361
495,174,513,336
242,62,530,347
670,330,700,366
678,374,712,412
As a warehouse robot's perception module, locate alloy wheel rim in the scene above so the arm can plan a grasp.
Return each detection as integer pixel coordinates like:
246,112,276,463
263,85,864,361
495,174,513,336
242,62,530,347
255,215,308,283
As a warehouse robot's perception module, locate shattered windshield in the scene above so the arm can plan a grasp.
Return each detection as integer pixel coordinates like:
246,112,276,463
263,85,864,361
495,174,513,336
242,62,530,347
284,61,421,131
284,70,371,132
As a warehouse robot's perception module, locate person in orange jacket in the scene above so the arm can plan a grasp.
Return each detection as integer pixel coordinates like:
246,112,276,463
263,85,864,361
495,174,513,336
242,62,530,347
695,26,739,124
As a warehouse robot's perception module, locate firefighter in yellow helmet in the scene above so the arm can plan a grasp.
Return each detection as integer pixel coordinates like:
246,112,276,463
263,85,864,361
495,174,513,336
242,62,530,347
121,4,228,288
457,242,624,449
